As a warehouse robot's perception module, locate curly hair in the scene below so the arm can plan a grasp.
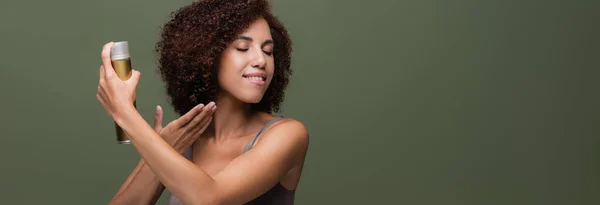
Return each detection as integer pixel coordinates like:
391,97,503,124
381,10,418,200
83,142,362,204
154,0,293,116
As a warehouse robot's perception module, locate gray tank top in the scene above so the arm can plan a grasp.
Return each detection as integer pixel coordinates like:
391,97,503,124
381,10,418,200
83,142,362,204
167,116,295,205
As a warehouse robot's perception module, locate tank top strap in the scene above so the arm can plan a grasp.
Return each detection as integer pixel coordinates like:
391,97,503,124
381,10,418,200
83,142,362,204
242,116,284,153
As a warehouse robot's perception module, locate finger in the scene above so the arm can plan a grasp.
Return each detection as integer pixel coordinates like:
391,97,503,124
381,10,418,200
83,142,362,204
192,116,213,137
183,102,215,133
153,105,163,133
96,93,110,117
186,102,216,132
101,42,117,78
185,102,214,130
99,66,107,90
99,65,105,80
127,69,142,90
97,85,108,102
97,86,111,116
98,80,110,99
190,105,216,135
174,103,204,128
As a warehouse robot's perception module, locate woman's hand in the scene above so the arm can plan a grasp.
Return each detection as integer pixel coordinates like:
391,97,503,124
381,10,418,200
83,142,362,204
96,42,141,122
152,102,216,154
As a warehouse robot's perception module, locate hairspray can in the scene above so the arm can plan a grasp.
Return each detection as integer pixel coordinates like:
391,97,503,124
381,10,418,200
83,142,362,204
110,41,136,144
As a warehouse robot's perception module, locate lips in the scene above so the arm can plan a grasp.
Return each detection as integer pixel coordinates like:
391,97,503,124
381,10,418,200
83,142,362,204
243,72,267,82
244,78,265,85
245,76,265,81
243,72,266,79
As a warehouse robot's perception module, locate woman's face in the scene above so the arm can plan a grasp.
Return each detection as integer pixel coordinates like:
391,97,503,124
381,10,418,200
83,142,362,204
218,17,275,104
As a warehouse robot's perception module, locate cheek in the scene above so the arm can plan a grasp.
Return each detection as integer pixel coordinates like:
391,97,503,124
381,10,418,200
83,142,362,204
218,53,244,78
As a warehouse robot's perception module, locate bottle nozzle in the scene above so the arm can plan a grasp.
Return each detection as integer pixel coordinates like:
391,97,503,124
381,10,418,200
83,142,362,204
111,41,130,60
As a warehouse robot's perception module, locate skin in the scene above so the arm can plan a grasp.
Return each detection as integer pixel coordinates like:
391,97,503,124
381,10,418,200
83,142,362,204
97,17,309,205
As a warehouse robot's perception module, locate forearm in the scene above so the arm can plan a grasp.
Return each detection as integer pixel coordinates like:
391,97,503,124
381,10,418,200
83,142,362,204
117,108,217,204
109,159,165,205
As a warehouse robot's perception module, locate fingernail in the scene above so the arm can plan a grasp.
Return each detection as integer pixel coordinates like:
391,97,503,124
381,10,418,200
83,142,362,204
212,105,217,111
198,104,205,109
207,102,215,108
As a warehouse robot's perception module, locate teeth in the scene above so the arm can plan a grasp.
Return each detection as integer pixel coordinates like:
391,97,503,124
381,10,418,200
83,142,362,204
245,76,264,81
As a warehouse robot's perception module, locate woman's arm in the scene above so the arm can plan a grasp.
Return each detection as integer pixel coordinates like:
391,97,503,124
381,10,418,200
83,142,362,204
111,107,165,205
97,42,309,205
109,159,165,205
117,109,308,205
108,104,215,205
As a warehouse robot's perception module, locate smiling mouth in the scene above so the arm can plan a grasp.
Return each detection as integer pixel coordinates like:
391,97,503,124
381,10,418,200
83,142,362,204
243,74,266,85
243,76,266,81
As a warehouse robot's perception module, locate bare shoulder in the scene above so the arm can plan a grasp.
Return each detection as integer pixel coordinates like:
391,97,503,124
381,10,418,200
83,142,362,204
258,117,310,152
271,118,308,136
269,117,309,140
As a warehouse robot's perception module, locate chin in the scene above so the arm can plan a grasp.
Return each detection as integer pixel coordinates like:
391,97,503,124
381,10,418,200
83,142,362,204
238,93,265,104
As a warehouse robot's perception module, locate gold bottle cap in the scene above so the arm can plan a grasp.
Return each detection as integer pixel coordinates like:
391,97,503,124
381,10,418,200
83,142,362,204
111,41,130,60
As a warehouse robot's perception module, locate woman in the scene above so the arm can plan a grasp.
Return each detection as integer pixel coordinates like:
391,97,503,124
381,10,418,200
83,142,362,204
96,0,309,204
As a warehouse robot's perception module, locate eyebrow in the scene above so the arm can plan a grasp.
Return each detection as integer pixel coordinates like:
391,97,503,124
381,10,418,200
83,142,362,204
236,36,274,47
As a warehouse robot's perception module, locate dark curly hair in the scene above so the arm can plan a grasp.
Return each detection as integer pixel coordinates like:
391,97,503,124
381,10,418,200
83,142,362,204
154,0,292,116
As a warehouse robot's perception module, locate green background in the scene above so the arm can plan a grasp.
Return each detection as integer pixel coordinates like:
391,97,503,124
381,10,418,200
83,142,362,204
0,0,598,204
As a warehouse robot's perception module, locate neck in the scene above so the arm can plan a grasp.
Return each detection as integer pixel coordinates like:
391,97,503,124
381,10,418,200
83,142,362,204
209,92,254,142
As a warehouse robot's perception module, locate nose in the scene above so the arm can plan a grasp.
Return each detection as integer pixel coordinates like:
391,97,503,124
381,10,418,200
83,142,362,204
250,49,266,69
